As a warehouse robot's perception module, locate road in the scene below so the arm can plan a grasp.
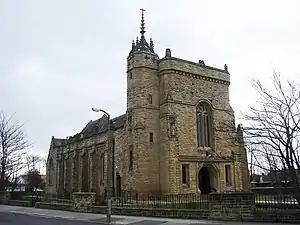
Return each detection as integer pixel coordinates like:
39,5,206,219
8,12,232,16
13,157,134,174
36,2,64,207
0,211,219,225
0,212,224,225
0,212,289,225
0,212,104,225
0,205,293,225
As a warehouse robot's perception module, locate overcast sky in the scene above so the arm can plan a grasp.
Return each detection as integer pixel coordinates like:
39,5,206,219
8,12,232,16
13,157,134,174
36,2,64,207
1,0,300,170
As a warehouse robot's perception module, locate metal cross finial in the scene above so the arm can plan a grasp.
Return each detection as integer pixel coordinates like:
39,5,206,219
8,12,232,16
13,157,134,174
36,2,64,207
140,8,146,36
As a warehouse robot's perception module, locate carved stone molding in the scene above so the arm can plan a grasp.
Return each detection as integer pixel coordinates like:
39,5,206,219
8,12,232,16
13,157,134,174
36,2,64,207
64,154,69,160
89,146,96,156
165,90,173,101
80,148,87,157
134,121,145,130
167,116,177,138
179,154,233,163
72,151,77,159
159,69,230,85
57,155,63,162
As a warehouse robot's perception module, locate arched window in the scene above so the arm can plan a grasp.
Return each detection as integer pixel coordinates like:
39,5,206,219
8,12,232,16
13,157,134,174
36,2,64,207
196,102,213,147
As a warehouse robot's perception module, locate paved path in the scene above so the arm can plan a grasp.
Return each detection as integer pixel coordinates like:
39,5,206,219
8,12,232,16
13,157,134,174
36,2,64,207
0,212,99,225
0,205,287,224
0,205,215,225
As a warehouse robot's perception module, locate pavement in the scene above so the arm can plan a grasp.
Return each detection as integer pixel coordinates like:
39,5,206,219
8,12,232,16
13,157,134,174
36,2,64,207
0,212,98,225
0,205,288,224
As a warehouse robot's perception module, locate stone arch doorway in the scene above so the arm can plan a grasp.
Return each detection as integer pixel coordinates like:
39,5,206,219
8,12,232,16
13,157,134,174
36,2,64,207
198,165,218,194
116,173,121,196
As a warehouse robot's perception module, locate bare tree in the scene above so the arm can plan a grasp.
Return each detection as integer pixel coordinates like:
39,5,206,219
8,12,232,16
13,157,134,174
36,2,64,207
0,111,32,191
25,154,44,172
9,175,21,192
243,72,300,202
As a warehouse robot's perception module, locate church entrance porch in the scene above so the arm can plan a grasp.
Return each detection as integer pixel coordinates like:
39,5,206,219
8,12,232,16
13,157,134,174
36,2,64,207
198,165,218,194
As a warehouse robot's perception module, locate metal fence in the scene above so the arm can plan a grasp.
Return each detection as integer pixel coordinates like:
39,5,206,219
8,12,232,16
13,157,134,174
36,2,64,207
9,190,298,211
113,192,210,209
255,194,299,211
112,191,300,211
9,191,72,205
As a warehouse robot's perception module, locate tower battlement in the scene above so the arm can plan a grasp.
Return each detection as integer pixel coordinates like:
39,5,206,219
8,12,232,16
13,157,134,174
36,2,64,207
127,52,159,73
128,11,230,84
159,54,230,84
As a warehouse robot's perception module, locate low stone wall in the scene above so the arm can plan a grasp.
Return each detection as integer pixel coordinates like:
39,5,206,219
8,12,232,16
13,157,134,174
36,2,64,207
255,209,300,223
94,193,300,223
93,193,255,221
93,193,254,220
35,202,72,211
3,191,300,223
72,192,96,213
92,205,300,223
209,192,255,221
8,200,33,207
92,206,210,219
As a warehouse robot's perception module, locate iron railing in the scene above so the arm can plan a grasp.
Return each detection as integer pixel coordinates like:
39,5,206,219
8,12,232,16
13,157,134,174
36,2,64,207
9,190,299,212
255,194,299,211
113,192,210,209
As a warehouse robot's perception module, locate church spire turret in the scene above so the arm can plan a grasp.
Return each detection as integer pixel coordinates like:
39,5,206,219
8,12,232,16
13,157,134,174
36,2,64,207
129,9,155,56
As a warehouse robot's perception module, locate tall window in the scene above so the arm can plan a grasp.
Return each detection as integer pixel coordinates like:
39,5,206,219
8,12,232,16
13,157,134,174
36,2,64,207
128,115,132,126
149,132,154,144
129,145,133,170
182,164,190,185
196,102,212,147
100,154,104,181
225,164,231,185
148,94,153,104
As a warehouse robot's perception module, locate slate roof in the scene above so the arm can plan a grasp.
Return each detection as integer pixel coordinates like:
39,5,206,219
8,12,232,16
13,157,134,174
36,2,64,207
111,114,127,129
80,114,126,136
51,114,126,148
51,136,67,147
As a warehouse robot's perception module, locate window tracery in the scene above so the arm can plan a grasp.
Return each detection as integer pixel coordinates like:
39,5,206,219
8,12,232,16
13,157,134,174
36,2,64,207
196,102,213,147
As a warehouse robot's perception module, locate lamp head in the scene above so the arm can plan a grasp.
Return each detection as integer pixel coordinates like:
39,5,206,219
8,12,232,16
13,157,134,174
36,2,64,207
91,108,100,112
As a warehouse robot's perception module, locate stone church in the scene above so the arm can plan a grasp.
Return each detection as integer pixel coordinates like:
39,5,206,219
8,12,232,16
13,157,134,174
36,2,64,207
46,11,250,199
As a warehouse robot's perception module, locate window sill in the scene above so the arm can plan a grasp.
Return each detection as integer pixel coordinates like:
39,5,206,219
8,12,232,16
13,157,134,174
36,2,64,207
198,146,213,151
168,136,178,141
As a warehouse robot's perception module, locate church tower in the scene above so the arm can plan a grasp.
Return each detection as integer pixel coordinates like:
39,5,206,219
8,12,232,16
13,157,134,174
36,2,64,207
126,9,160,193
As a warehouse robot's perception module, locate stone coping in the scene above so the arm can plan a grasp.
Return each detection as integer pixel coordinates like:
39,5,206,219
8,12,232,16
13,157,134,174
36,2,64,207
93,205,210,212
73,192,96,195
209,192,254,196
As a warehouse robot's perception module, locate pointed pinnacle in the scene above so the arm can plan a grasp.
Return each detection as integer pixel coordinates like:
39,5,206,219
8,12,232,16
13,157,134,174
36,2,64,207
140,8,146,36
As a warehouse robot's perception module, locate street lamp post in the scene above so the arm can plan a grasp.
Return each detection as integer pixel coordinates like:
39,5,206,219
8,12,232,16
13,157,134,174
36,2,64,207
91,108,113,224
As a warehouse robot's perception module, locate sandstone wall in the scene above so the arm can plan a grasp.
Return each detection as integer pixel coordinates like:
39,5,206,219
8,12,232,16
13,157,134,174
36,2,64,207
126,52,161,193
46,146,59,195
157,57,248,193
46,51,249,197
